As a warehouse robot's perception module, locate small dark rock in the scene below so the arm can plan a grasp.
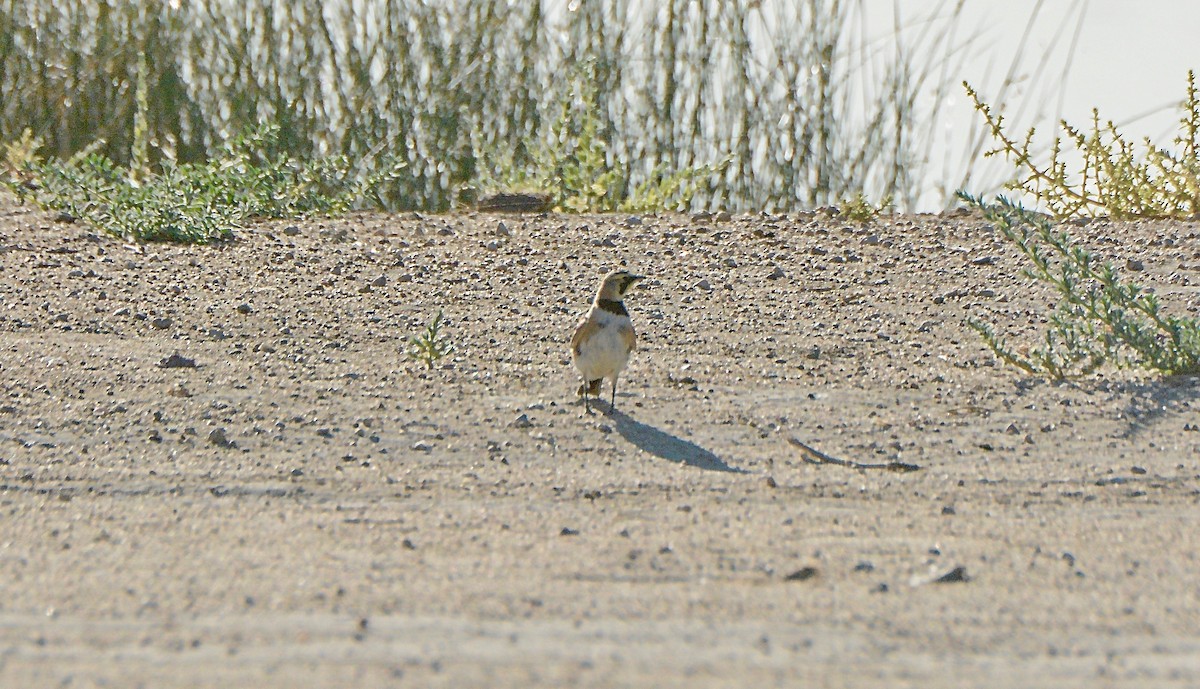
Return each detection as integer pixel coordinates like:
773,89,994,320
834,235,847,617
560,527,580,537
158,353,197,369
934,566,969,583
1131,466,1147,475
784,566,819,582
150,317,173,330
1126,258,1145,272
765,476,777,488
207,428,235,449
854,562,875,573
476,192,553,213
941,505,956,515
235,303,253,314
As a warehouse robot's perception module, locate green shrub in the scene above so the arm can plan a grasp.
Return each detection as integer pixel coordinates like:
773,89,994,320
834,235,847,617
3,124,402,243
408,311,454,370
1,0,987,212
962,193,1200,379
838,192,892,223
475,64,727,213
965,71,1200,219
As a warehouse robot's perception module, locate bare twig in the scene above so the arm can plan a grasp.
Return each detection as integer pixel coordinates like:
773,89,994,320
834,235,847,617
786,436,920,472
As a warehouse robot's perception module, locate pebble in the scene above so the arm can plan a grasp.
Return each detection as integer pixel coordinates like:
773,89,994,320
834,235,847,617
933,566,969,584
511,413,533,429
784,566,819,581
236,303,253,314
767,266,785,280
157,353,197,369
207,428,235,449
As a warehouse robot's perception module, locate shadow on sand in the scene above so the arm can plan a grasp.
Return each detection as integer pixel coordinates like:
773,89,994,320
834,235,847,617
609,409,745,473
1116,374,1200,438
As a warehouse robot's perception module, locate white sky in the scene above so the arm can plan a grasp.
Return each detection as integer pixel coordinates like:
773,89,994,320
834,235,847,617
861,0,1200,208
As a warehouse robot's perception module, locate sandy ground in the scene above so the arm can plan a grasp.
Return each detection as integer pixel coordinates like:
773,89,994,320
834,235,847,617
1,196,1199,687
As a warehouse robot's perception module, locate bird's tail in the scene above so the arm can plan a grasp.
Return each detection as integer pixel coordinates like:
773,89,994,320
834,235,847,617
576,379,602,396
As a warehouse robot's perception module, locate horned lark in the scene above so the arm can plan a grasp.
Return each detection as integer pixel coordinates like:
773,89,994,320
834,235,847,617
571,270,644,413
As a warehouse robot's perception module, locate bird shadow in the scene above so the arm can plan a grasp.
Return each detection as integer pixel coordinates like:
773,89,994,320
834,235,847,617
608,409,746,473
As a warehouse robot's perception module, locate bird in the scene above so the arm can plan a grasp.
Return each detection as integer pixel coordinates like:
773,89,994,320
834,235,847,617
570,270,644,414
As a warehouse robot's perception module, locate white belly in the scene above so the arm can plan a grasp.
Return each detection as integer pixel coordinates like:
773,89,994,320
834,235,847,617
574,321,632,381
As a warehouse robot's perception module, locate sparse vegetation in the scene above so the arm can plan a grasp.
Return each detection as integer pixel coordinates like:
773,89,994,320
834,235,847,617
408,311,455,370
475,64,727,213
962,193,1200,379
0,0,987,214
3,124,402,243
838,192,892,223
965,71,1200,219
963,73,1200,379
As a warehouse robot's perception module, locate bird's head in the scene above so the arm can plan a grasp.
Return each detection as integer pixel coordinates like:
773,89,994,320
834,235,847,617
596,269,644,301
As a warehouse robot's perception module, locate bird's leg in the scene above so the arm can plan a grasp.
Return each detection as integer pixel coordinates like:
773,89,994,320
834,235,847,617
582,378,593,414
609,376,619,413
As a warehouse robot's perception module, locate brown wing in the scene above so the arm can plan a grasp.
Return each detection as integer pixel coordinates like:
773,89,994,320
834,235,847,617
571,318,602,356
619,322,636,352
